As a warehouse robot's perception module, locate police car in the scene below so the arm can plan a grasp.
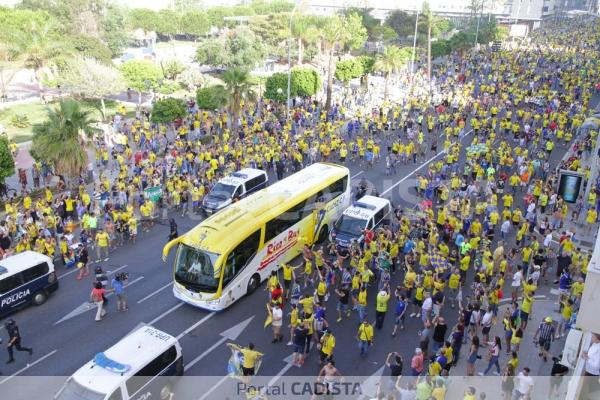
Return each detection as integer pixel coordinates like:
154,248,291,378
0,251,59,318
55,326,183,400
330,195,392,247
202,168,268,214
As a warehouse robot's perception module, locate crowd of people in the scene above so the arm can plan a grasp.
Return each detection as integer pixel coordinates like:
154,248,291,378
0,14,599,400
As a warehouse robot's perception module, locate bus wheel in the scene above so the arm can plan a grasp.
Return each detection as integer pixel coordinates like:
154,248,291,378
32,290,47,306
159,384,172,400
316,225,328,244
247,274,260,294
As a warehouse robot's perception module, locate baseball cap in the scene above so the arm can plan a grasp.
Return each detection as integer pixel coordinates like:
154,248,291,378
545,316,553,323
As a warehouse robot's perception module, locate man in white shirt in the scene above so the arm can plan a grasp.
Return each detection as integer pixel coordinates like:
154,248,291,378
501,219,511,239
584,333,600,376
513,367,534,399
421,292,433,324
270,303,283,343
511,266,524,300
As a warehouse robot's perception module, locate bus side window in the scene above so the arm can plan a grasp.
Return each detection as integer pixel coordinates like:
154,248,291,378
265,200,307,242
223,229,261,285
0,274,23,295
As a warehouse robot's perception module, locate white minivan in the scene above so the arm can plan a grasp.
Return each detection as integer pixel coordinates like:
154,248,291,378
202,168,268,214
54,326,183,400
330,195,392,247
0,251,59,318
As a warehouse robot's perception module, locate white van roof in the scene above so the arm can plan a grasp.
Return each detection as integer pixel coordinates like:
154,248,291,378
72,326,178,395
0,251,53,277
219,168,266,187
342,195,391,220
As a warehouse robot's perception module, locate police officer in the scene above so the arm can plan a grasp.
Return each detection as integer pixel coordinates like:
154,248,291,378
5,319,32,364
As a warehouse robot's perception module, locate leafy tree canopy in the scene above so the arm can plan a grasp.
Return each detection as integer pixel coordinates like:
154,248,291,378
264,67,321,101
151,97,187,123
195,26,266,70
0,136,15,183
196,85,228,110
119,60,162,92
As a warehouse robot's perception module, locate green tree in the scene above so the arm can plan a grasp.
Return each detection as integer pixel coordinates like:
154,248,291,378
341,7,379,40
196,85,228,110
31,99,100,178
374,46,411,100
129,8,160,32
265,67,321,101
119,60,162,105
0,136,15,184
195,26,266,70
58,56,126,121
156,9,181,39
180,10,210,38
321,13,367,110
431,40,451,58
151,98,187,123
250,0,294,14
222,68,255,133
334,58,363,85
423,1,433,96
292,15,321,65
5,19,68,98
264,72,288,102
100,4,130,57
160,59,186,80
70,34,114,64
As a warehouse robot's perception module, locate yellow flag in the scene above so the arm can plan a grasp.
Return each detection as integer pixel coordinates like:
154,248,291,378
263,303,272,329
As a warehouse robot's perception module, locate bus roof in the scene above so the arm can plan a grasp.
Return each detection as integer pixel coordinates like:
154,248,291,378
181,163,349,254
72,326,177,394
0,251,52,277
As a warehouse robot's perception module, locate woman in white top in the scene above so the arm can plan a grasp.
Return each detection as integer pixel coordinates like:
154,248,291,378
270,303,284,343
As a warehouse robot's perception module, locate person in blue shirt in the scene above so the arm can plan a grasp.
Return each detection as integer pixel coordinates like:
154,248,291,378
392,291,408,337
111,274,128,312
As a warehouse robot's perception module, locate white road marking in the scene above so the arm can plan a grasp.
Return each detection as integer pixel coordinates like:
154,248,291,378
137,282,173,304
197,376,228,400
147,302,185,326
0,350,58,385
351,170,364,179
175,313,215,340
381,129,475,197
183,316,254,372
54,275,144,325
260,354,295,395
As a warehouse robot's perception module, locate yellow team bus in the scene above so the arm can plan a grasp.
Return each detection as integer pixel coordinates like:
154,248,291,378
162,163,351,311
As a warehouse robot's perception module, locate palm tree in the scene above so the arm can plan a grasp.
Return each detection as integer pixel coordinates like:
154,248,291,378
7,20,67,99
222,68,255,135
422,1,433,101
374,46,411,101
321,16,348,111
32,100,100,178
293,16,321,65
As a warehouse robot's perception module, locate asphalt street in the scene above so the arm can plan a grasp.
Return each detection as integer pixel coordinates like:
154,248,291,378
0,96,596,400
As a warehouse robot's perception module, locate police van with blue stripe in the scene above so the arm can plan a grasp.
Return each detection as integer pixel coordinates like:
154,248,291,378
330,195,392,247
202,168,268,214
0,251,59,318
55,325,184,400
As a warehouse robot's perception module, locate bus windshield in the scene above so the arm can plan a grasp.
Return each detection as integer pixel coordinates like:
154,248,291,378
174,245,221,293
334,215,366,236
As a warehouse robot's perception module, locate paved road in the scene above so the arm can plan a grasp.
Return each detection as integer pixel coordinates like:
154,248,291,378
0,93,597,399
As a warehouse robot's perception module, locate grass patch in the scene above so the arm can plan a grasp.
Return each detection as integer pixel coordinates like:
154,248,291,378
0,99,136,143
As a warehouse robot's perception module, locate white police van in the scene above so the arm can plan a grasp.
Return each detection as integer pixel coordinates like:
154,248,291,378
330,195,392,247
0,251,59,318
55,325,183,400
202,168,268,214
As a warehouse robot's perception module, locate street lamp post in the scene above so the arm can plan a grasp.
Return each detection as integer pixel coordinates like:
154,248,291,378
287,1,300,121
